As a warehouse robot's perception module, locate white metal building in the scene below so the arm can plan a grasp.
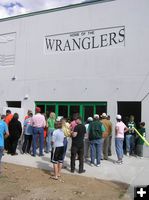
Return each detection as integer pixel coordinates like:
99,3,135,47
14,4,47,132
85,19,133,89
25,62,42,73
0,0,149,153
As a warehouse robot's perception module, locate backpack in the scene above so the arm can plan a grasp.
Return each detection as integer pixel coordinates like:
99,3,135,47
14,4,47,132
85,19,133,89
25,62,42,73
89,121,102,141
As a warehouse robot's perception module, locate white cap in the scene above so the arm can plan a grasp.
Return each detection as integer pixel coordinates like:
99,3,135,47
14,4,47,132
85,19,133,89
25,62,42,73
87,117,93,122
116,114,122,120
56,116,63,121
94,114,99,119
101,113,107,118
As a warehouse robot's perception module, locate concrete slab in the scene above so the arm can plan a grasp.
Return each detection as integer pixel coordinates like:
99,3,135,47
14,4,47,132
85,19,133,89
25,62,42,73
2,149,149,199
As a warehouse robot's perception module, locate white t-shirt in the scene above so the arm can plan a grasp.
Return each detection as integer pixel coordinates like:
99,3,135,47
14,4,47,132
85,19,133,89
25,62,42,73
52,129,64,148
115,121,127,138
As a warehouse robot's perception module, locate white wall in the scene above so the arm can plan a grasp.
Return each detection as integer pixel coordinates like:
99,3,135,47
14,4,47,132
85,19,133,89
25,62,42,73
0,0,149,138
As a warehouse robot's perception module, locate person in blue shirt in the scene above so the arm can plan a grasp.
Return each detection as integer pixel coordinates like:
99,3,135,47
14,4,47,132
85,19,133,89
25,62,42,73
0,115,9,174
22,112,33,154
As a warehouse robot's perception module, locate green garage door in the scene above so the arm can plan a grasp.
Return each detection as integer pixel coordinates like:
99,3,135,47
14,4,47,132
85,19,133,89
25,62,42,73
35,102,107,122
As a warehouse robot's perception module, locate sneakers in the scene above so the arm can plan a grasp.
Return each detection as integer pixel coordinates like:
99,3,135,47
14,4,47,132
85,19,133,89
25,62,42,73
90,163,100,167
126,152,130,156
114,160,123,165
39,154,44,157
31,154,36,157
104,157,108,160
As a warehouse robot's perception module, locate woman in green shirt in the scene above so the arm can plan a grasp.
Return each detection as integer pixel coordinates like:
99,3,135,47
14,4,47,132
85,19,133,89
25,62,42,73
45,112,56,153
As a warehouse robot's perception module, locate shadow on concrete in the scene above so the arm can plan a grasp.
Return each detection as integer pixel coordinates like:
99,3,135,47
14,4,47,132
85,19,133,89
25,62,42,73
41,155,50,162
106,157,116,163
36,160,53,174
84,159,92,166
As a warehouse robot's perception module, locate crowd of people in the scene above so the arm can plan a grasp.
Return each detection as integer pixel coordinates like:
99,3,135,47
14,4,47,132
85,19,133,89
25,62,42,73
0,107,146,180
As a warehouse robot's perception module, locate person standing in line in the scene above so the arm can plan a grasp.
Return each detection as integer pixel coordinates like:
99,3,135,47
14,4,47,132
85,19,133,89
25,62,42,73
70,113,79,131
123,116,129,154
71,116,86,173
61,118,71,161
5,110,13,125
107,115,113,156
88,114,106,167
115,115,128,164
46,112,56,153
51,121,64,180
42,113,48,151
8,113,22,156
4,110,13,152
24,110,32,120
126,115,136,156
84,117,93,161
22,112,33,154
101,113,112,160
0,115,9,174
136,122,146,158
31,107,46,157
20,110,32,148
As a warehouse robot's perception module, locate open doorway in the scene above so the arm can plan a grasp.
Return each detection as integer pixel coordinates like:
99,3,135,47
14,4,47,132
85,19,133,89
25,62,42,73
117,101,141,128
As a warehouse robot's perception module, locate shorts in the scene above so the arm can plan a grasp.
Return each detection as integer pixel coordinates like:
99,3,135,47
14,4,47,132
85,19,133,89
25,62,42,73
0,147,4,162
51,146,64,164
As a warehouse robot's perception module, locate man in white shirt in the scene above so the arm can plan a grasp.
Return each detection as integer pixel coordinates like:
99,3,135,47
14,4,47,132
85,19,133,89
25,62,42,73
84,117,93,161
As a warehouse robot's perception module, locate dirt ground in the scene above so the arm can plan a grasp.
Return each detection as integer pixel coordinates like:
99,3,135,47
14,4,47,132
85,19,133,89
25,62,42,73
0,163,129,200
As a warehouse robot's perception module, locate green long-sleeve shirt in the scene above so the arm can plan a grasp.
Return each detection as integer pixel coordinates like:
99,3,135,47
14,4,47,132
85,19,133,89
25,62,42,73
47,118,55,130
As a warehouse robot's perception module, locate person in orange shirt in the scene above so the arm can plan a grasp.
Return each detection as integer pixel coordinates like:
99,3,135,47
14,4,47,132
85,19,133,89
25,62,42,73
4,110,13,151
5,110,13,125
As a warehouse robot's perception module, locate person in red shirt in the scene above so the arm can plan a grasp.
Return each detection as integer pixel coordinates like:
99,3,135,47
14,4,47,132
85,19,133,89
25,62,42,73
24,110,32,120
5,110,13,125
4,110,13,151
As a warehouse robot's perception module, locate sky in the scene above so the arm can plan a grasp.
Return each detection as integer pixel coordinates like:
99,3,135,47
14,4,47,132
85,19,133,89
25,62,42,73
0,0,94,19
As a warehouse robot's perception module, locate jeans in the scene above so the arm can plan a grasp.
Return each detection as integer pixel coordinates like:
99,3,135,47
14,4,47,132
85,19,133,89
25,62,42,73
71,144,84,172
84,138,90,160
115,138,124,160
32,127,44,156
126,134,135,154
46,128,54,153
90,139,103,165
22,134,32,153
0,147,3,162
0,147,4,173
63,137,68,161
